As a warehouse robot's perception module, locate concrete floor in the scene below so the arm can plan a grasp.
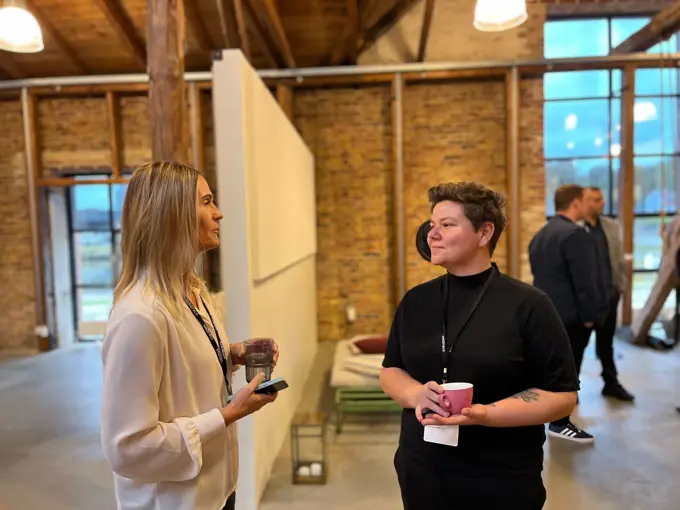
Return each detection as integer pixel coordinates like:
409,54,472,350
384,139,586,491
1,339,679,510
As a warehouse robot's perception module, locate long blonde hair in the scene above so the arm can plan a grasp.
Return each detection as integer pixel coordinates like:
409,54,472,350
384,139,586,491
114,160,207,319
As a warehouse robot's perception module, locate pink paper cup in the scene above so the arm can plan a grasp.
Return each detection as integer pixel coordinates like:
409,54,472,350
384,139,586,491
439,382,474,415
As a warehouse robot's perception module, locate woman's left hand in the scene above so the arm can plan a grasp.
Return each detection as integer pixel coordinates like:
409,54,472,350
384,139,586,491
420,404,489,427
230,343,247,366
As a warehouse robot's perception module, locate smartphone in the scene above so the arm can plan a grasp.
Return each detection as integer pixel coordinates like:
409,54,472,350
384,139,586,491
255,377,289,395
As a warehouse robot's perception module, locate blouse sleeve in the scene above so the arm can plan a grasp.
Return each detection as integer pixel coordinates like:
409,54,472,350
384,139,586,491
100,311,226,483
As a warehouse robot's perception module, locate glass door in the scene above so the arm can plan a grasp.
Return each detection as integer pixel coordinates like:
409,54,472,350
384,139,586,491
68,175,127,340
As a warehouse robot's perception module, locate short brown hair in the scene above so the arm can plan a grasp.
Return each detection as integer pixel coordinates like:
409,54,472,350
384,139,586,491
554,184,584,212
428,181,507,254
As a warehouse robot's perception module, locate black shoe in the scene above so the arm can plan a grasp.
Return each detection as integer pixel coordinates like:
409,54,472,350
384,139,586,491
602,383,634,402
548,421,594,444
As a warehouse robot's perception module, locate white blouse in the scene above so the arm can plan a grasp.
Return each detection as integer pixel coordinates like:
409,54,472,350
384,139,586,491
100,282,238,510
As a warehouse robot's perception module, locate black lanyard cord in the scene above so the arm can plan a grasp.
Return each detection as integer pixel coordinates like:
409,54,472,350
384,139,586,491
184,296,232,396
441,266,497,383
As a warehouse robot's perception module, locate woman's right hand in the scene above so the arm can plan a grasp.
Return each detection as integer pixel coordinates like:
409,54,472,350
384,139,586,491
221,373,277,425
414,381,450,422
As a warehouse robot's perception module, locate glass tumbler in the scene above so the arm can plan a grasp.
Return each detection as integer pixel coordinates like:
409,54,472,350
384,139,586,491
244,338,274,383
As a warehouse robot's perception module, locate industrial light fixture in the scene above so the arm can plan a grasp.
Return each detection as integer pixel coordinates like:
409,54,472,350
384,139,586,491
473,0,528,32
0,0,43,53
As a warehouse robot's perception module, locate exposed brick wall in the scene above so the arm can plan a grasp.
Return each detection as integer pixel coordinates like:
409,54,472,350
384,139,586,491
293,86,395,341
357,0,547,290
403,79,509,289
38,98,110,175
520,79,546,282
120,96,152,169
0,100,35,349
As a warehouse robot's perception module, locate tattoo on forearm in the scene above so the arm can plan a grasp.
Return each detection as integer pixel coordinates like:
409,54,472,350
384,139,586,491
488,403,496,407
511,389,540,403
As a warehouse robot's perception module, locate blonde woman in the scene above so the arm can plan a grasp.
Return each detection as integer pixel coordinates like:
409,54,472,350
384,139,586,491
100,161,278,510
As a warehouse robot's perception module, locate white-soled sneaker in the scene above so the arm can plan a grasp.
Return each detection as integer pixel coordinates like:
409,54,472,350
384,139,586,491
548,421,594,444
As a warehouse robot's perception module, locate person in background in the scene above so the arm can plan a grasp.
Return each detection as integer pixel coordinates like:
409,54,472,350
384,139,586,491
529,184,606,444
583,186,634,402
100,161,279,510
381,181,578,510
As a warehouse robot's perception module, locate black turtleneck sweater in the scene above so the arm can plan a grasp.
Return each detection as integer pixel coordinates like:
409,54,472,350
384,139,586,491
383,265,579,478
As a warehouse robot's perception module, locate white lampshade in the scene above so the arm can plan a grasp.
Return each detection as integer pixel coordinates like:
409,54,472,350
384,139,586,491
474,0,528,32
0,1,44,53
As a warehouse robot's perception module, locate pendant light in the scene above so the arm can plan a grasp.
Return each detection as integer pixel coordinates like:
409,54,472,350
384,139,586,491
474,0,528,32
0,0,43,53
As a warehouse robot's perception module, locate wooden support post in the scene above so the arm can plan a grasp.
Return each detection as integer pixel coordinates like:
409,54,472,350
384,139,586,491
620,65,636,326
188,83,205,172
148,0,188,163
392,74,406,306
106,91,122,177
21,89,51,351
276,83,293,121
505,67,520,279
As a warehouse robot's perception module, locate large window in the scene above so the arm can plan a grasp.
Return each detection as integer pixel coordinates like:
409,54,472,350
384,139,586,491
68,174,128,340
544,17,679,314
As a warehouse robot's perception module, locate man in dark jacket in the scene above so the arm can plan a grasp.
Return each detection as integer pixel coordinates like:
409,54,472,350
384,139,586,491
583,186,634,402
529,184,606,444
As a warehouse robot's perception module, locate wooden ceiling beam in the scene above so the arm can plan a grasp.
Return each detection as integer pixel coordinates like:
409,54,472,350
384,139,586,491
243,0,280,67
359,0,421,56
611,0,680,54
215,0,240,49
330,0,380,66
234,0,251,59
93,0,146,68
417,0,435,62
0,53,24,79
258,0,296,68
347,0,359,63
25,0,89,74
331,0,419,66
184,0,215,52
361,0,384,25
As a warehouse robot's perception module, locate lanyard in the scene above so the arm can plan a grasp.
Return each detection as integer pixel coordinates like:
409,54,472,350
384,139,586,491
441,265,497,384
184,296,232,396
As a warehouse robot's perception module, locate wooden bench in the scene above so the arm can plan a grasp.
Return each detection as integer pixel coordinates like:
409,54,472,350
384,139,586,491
334,386,402,434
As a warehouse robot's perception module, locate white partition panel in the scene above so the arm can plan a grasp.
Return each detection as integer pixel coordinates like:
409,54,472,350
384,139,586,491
212,50,318,510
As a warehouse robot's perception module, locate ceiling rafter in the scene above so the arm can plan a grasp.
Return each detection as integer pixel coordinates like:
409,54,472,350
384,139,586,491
331,0,420,66
234,0,251,59
611,1,680,54
417,0,435,62
243,0,280,68
215,0,240,49
358,0,421,56
347,0,359,63
25,0,89,74
0,53,23,79
93,0,146,68
257,0,296,68
184,0,215,52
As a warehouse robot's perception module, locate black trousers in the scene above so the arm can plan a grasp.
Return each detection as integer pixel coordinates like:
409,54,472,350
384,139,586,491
394,448,546,510
593,293,620,385
221,491,236,510
551,322,592,427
